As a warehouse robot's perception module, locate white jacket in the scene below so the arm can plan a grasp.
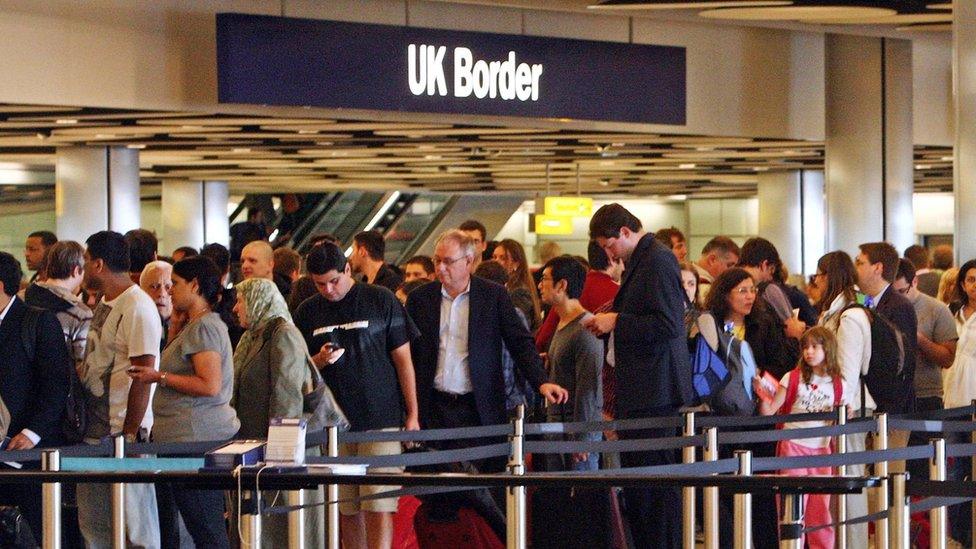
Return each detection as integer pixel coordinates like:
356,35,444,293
819,294,874,411
943,309,976,408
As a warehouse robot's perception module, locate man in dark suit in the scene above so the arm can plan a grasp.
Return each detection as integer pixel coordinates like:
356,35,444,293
856,242,919,416
583,204,694,549
406,230,567,469
0,251,72,543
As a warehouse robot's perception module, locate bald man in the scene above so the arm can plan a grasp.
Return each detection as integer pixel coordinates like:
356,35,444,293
240,241,274,280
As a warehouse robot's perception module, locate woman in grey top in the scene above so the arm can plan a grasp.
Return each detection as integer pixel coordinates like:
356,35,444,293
232,277,323,547
129,256,238,549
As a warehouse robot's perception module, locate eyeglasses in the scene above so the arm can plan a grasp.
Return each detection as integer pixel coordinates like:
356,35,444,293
733,286,758,295
433,255,468,267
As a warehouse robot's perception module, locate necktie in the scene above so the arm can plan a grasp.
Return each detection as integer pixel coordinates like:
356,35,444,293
864,295,875,309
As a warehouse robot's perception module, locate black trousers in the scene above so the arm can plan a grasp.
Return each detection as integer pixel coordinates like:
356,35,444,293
907,396,943,481
618,408,682,549
0,462,42,543
429,390,507,473
156,481,229,549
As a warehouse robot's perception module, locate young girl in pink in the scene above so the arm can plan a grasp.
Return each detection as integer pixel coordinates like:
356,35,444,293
755,326,843,549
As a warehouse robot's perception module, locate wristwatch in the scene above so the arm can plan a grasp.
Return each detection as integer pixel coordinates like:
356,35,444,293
159,372,168,387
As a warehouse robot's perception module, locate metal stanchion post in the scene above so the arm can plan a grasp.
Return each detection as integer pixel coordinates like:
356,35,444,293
875,413,889,549
733,450,753,549
242,489,262,549
287,489,306,549
889,473,909,549
682,412,696,549
703,427,719,549
779,493,805,549
42,450,61,549
507,404,527,549
930,438,947,549
835,404,848,549
327,426,340,549
112,435,126,549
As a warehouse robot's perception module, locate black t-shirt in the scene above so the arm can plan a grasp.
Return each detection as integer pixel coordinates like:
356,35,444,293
293,283,412,431
372,264,404,293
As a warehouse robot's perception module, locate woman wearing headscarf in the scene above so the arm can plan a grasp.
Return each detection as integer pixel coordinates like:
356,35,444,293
231,278,324,547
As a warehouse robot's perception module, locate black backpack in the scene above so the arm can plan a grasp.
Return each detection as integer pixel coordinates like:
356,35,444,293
842,304,908,414
693,314,756,416
21,305,88,443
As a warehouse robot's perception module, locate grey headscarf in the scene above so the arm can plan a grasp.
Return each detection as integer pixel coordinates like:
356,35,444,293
233,278,293,365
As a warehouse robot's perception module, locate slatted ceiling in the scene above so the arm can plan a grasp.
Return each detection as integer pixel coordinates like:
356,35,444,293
0,103,952,195
812,13,951,24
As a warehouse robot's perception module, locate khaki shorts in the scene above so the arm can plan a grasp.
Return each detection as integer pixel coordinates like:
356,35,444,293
338,428,403,515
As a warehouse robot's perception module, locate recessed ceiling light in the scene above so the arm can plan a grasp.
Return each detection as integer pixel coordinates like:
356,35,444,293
941,156,954,161
599,179,610,186
232,147,251,153
127,144,146,149
298,129,318,134
696,146,714,151
678,163,696,169
753,166,770,171
55,119,78,124
915,164,928,170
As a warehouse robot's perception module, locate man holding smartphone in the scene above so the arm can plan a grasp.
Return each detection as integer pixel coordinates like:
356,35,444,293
293,242,419,549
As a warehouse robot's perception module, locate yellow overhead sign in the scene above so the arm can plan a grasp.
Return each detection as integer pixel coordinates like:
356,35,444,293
544,196,593,217
535,215,574,235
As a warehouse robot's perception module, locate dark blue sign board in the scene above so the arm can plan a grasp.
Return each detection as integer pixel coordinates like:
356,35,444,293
216,13,686,125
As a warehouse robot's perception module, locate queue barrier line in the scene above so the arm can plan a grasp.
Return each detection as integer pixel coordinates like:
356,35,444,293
524,433,706,454
902,404,976,420
947,443,976,458
751,444,936,473
804,493,975,534
717,420,877,445
306,442,511,468
1,405,972,464
887,418,976,433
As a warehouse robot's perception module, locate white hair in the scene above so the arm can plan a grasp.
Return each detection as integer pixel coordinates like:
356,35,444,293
435,230,477,258
139,260,173,287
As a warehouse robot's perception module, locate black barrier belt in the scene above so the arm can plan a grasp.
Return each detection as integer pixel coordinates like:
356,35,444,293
901,405,976,420
544,457,740,477
524,415,685,435
804,495,974,534
307,423,514,445
305,442,510,468
717,421,877,446
697,411,839,428
0,440,113,462
127,439,232,456
947,443,976,458
525,434,706,454
909,479,976,499
752,445,935,473
886,418,976,433
263,485,486,516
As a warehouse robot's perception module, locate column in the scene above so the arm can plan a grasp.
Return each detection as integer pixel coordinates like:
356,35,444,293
824,35,914,256
55,146,140,242
757,170,825,276
161,180,229,252
955,1,976,262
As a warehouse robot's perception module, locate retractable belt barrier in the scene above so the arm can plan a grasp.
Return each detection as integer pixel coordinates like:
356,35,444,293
7,403,976,549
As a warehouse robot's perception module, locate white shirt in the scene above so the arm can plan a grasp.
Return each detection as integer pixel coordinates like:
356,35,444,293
820,294,875,411
434,282,473,394
944,309,976,408
81,285,161,441
0,296,40,445
780,370,838,448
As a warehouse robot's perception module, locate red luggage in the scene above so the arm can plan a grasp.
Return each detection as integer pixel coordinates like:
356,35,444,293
413,503,504,549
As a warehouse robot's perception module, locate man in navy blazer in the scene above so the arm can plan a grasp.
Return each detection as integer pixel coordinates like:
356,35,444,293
406,230,567,461
584,204,694,549
0,251,72,543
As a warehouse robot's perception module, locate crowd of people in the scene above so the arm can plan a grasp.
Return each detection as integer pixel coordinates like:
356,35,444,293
0,202,974,548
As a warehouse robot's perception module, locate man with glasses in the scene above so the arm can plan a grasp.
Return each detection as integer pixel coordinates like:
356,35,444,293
893,258,956,480
406,230,568,471
582,204,693,549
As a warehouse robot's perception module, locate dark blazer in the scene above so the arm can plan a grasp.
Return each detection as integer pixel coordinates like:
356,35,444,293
0,297,71,445
406,276,546,428
611,234,694,415
876,286,919,411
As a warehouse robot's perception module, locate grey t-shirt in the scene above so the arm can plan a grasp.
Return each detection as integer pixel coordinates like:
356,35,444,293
153,312,240,442
911,292,958,399
546,312,603,440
